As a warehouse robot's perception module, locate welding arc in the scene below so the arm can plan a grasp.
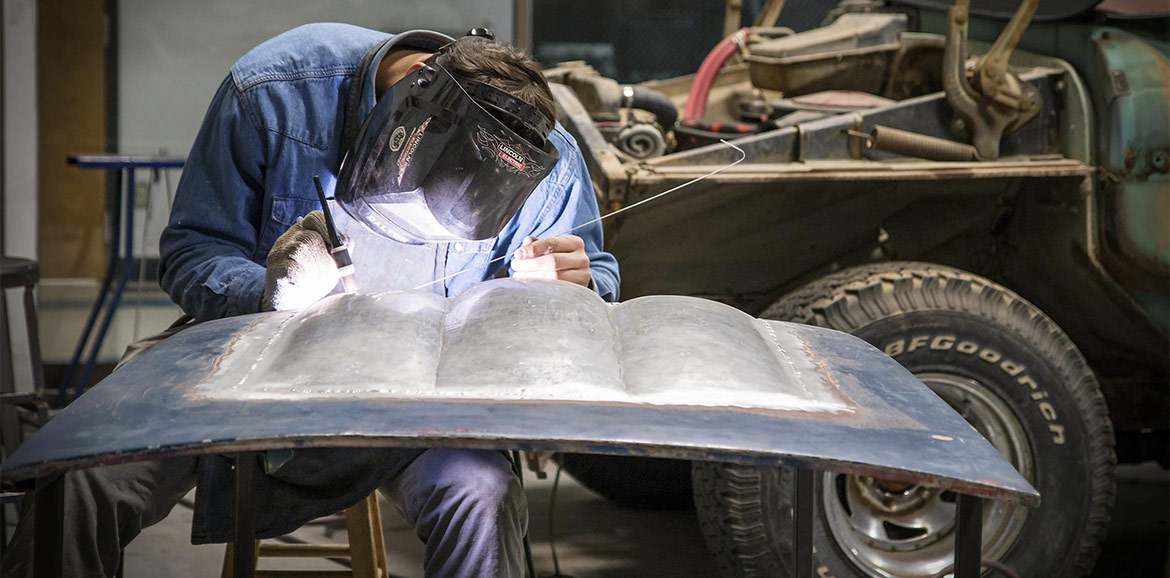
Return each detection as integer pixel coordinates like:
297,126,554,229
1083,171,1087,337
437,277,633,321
413,139,747,291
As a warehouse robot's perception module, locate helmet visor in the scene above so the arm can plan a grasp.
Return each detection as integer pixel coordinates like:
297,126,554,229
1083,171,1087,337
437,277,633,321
336,57,559,244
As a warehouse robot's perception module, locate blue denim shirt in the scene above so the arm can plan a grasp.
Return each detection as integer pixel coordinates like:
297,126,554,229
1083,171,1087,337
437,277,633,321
160,23,619,322
158,22,620,544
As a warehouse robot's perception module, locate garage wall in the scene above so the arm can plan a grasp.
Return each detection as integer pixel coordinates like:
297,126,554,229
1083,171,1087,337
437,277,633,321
3,0,38,394
38,0,108,279
3,0,37,262
117,0,512,258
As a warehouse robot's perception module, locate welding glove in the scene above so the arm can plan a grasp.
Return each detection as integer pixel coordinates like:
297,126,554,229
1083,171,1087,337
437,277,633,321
261,211,347,312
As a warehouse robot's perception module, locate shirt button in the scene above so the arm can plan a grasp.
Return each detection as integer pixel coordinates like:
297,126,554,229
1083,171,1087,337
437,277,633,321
453,242,464,252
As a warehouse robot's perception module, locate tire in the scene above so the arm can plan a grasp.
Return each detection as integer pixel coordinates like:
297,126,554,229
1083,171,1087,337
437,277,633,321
693,262,1116,578
558,453,694,510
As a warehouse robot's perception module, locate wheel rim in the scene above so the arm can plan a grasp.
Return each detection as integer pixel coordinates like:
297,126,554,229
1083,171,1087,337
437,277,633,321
821,372,1034,578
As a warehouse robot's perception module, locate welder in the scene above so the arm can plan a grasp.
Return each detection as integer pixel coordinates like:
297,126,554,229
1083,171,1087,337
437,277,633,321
1,24,618,578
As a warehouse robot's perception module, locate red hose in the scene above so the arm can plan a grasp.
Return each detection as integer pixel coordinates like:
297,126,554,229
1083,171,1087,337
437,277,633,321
684,28,749,120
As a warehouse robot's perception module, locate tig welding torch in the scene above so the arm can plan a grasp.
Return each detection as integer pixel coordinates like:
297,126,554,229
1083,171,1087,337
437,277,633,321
313,175,358,293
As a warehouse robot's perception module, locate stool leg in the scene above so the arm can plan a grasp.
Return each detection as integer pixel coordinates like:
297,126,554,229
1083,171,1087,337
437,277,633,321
34,474,65,578
23,283,47,424
222,542,235,578
234,453,257,578
955,494,983,578
793,468,815,578
344,494,381,578
370,493,388,576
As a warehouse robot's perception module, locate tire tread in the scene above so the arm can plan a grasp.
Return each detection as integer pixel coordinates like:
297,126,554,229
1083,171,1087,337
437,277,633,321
695,262,1116,578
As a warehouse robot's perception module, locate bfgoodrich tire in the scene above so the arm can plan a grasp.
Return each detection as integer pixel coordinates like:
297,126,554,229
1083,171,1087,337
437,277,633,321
693,262,1116,578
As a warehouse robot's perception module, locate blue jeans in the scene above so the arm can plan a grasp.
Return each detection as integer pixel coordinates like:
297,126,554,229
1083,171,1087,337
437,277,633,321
383,448,528,578
0,448,527,578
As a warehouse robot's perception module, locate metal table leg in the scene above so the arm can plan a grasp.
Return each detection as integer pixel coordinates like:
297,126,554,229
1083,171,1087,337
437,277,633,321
955,494,983,578
78,168,137,400
23,282,48,424
234,452,257,578
33,474,64,578
60,170,122,405
793,468,815,578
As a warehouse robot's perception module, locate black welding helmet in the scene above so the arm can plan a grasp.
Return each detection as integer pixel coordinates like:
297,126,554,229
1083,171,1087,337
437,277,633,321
335,33,560,244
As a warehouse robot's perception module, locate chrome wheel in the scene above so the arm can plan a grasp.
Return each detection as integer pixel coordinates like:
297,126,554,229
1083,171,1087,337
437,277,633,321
822,372,1034,578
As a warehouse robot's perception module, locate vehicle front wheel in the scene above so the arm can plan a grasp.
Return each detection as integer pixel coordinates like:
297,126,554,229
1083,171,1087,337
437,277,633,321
692,262,1116,578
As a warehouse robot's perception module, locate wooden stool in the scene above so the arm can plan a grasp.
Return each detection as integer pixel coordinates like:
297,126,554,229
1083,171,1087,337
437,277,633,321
221,492,389,578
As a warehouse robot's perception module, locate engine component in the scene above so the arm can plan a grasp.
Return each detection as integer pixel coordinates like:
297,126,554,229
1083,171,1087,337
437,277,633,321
616,122,667,159
675,118,767,151
546,63,678,131
942,0,1042,160
684,28,750,120
622,85,678,129
847,125,982,161
746,13,908,96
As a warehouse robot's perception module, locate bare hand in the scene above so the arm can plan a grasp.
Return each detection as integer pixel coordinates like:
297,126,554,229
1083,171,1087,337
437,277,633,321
511,235,591,288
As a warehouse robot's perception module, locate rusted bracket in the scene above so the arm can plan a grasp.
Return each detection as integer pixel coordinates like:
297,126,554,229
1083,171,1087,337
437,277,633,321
943,0,1042,160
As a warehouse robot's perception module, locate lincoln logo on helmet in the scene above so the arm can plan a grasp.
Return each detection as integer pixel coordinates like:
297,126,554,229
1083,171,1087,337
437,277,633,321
475,126,545,177
499,144,526,172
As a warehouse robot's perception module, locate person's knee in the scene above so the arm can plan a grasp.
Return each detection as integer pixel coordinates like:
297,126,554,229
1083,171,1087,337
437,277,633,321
422,449,525,515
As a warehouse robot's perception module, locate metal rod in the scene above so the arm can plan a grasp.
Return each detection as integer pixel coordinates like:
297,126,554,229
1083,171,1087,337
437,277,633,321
34,474,65,578
235,452,257,578
413,139,747,291
23,283,48,424
754,0,788,27
68,155,186,169
793,468,815,578
511,0,533,54
77,167,137,401
955,494,983,578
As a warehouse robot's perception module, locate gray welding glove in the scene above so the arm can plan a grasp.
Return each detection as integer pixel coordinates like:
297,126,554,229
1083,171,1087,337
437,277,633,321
262,211,346,312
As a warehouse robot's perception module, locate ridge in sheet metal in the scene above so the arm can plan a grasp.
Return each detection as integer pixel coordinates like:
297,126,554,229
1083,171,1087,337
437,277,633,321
2,279,1038,505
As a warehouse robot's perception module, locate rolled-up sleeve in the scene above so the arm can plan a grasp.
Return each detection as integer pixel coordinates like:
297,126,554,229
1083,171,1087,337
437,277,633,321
159,77,268,321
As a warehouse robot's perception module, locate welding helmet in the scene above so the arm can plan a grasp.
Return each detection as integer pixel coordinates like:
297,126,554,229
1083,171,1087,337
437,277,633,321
335,31,560,244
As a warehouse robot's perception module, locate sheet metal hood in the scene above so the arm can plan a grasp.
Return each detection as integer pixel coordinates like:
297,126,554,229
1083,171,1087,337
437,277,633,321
2,279,1038,505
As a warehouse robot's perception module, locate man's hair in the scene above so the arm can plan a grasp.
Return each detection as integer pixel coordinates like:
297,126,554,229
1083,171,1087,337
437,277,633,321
439,37,556,136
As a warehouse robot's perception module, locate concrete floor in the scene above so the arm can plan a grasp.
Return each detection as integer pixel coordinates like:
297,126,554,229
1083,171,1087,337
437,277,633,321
113,462,1166,578
120,465,719,578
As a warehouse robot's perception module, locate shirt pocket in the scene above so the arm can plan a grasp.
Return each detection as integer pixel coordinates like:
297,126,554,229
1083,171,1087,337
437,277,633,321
258,195,323,261
271,195,322,227
444,239,498,292
448,239,495,256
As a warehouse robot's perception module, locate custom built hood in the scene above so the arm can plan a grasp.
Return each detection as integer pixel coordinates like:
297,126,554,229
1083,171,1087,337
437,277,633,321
2,279,1037,505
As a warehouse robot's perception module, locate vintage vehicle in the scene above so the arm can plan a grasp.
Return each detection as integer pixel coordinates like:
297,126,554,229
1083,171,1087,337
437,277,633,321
545,0,1169,576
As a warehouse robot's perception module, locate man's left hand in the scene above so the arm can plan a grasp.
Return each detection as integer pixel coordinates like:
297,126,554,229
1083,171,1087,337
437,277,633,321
511,235,591,288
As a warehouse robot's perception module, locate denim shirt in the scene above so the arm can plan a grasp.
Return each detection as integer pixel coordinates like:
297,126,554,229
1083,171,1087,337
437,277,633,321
160,23,619,322
157,22,620,544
